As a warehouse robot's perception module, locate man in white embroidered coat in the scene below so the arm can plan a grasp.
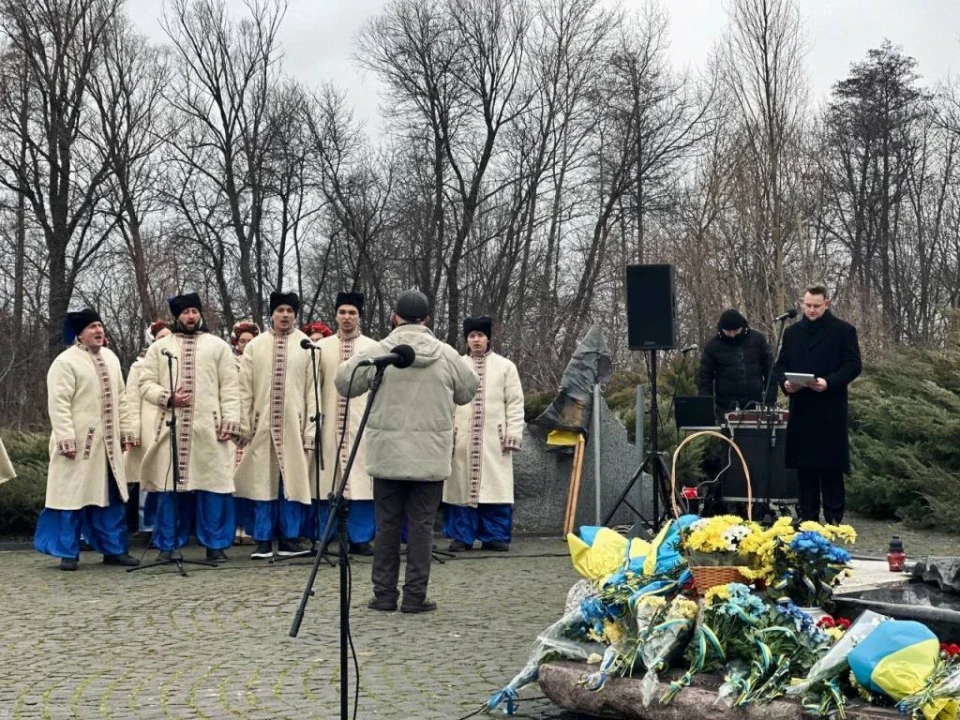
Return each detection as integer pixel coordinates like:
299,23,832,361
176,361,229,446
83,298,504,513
138,293,241,563
123,320,170,532
234,292,317,559
313,292,379,556
34,308,140,571
444,316,524,552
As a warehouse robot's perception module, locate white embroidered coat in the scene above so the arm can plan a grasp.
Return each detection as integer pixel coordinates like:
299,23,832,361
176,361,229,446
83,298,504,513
233,328,317,505
445,351,524,506
314,331,379,501
138,332,240,494
122,358,166,484
45,345,134,509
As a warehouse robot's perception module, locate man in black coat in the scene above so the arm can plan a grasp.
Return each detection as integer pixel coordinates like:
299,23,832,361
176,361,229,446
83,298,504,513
698,309,776,420
773,285,862,524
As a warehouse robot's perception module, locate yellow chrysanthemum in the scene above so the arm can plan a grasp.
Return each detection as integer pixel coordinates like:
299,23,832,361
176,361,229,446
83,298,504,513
668,596,698,620
603,619,626,644
703,584,732,605
825,627,844,642
831,524,858,544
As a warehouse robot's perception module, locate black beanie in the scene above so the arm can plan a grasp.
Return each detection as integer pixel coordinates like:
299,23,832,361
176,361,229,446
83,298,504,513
270,290,300,314
718,309,747,331
394,289,430,322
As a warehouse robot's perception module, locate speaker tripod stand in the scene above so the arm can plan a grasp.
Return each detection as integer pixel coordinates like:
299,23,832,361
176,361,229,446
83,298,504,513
602,349,673,537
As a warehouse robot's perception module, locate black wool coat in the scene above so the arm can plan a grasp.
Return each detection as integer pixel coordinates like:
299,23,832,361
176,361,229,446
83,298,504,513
698,327,775,414
773,311,862,472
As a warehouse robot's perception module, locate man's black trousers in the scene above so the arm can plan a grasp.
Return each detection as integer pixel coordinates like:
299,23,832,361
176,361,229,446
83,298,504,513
797,468,845,524
371,478,443,604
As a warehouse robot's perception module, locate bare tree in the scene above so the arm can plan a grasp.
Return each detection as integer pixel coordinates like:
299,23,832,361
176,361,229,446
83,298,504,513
720,0,807,321
0,0,123,356
162,0,286,321
90,22,172,322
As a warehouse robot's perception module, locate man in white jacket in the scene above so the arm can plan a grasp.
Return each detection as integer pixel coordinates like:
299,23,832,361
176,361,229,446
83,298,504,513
337,290,478,614
35,308,140,570
444,316,524,552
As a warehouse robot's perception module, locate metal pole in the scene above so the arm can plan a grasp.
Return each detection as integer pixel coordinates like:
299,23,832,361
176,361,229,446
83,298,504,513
636,384,645,512
635,385,645,462
593,383,602,526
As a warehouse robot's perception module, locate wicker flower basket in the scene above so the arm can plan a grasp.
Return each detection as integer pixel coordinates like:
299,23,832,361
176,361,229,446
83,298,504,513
670,430,752,595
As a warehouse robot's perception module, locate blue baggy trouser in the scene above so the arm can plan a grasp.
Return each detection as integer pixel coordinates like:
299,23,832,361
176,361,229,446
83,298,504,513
443,503,513,545
34,473,128,560
148,490,236,551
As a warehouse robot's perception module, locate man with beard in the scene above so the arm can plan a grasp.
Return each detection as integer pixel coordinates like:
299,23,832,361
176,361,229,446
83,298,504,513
444,316,524,552
774,285,862,524
234,292,317,559
35,308,140,570
313,292,380,556
138,293,241,562
337,290,478,613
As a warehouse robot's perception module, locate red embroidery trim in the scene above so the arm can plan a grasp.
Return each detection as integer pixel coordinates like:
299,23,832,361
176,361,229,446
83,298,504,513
175,335,198,488
467,353,487,505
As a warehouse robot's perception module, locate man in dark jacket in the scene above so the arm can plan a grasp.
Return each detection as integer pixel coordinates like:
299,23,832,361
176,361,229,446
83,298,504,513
698,309,776,419
773,285,862,524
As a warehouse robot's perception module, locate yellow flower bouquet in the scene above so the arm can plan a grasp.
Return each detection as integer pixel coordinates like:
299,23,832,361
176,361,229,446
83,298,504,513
682,515,760,567
681,515,763,593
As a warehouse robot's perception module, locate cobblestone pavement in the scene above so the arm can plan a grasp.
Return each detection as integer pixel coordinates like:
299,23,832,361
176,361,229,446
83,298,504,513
0,538,583,720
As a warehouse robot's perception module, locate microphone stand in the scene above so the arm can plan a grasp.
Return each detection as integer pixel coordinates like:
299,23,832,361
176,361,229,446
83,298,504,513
129,350,216,575
289,362,387,720
759,316,791,524
273,343,335,567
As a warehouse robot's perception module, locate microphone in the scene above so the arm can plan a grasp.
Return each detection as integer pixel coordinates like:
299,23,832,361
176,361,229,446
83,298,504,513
680,344,698,354
300,338,321,350
161,349,176,359
357,344,416,369
774,308,798,322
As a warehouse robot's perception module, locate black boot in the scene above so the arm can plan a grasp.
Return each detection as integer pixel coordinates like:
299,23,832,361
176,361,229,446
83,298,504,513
277,538,310,556
206,548,228,563
250,541,274,559
103,553,140,567
349,541,374,556
60,558,78,571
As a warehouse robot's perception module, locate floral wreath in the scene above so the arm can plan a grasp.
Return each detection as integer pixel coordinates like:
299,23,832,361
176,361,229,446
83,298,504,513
301,321,333,338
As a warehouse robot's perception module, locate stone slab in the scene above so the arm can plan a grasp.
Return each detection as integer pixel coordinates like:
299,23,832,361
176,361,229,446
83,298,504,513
539,660,903,720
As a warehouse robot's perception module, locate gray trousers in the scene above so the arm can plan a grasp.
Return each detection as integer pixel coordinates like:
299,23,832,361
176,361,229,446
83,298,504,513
371,478,443,603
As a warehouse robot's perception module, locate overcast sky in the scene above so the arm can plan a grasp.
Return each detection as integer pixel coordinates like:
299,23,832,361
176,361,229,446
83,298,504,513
126,0,960,135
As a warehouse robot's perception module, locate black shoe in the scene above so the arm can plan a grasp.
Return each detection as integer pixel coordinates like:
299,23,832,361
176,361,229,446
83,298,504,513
104,553,140,567
250,541,274,559
79,539,94,552
349,541,374,556
401,598,438,614
481,541,510,552
448,540,471,552
206,548,228,563
156,550,173,562
367,596,398,612
277,538,310,556
60,558,78,571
